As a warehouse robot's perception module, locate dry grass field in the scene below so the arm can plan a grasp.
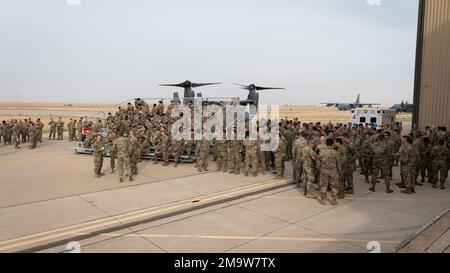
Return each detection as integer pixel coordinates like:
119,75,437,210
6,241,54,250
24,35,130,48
0,102,113,112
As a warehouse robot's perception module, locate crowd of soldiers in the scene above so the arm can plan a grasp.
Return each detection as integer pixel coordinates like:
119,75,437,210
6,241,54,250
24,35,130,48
0,116,83,149
82,99,450,206
0,118,45,149
2,99,448,206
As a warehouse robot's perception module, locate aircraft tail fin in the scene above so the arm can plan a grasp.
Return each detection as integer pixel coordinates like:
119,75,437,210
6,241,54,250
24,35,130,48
173,92,181,104
356,93,360,104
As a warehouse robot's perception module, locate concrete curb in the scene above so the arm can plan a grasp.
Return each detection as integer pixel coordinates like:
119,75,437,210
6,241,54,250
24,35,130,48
392,207,450,253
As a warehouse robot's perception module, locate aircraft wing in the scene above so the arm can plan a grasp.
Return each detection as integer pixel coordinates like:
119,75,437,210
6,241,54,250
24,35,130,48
358,103,381,106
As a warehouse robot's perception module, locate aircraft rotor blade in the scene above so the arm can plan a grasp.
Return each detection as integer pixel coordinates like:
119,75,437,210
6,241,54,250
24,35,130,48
254,86,285,91
159,83,186,88
191,82,221,88
233,83,250,88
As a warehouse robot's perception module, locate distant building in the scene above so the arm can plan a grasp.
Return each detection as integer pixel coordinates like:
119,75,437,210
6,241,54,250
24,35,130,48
413,0,450,130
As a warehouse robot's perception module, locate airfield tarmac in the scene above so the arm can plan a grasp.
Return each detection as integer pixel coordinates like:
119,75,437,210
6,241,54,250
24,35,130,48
1,132,449,253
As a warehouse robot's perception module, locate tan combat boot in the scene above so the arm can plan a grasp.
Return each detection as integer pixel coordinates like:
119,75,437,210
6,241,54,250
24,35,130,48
318,194,327,205
305,191,316,199
330,197,338,206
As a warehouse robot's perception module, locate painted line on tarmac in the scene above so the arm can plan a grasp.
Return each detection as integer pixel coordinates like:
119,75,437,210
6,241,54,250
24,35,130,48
0,178,292,252
81,232,401,245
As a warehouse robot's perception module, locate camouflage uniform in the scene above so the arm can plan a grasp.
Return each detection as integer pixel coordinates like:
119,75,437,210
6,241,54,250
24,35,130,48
243,139,258,177
129,134,140,175
216,139,228,172
343,143,355,193
317,146,340,205
48,120,57,140
108,133,117,173
56,120,64,140
154,133,170,166
274,136,286,179
171,139,182,167
229,137,241,175
28,123,38,149
431,144,449,188
112,136,132,182
292,137,307,184
302,145,317,194
370,139,393,193
5,121,12,144
92,140,104,177
12,122,20,148
361,138,373,183
68,120,76,141
34,120,43,143
336,145,349,196
76,120,83,141
399,143,418,192
418,142,433,183
197,138,209,172
257,136,267,175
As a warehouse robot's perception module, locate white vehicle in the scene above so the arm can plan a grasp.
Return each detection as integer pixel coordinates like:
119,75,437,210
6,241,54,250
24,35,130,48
350,108,396,129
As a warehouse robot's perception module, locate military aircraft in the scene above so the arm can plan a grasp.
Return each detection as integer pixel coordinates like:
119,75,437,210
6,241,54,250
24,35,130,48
233,83,285,109
159,81,221,105
391,101,414,113
321,94,380,111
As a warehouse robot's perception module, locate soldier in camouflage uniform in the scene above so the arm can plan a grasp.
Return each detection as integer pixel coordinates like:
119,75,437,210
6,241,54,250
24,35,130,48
28,121,38,149
229,132,241,175
243,133,258,177
4,120,12,145
112,133,132,182
76,119,83,141
171,139,182,167
431,140,449,189
361,133,374,183
56,117,64,140
154,128,170,166
418,137,433,184
317,138,340,206
257,133,267,175
68,119,76,141
399,136,418,194
129,130,140,175
370,134,393,193
292,132,307,185
343,135,356,194
92,135,105,178
35,118,44,144
197,137,210,172
12,120,20,149
302,140,317,198
216,132,228,172
274,134,286,179
384,131,396,178
48,118,57,140
335,138,347,199
108,130,118,174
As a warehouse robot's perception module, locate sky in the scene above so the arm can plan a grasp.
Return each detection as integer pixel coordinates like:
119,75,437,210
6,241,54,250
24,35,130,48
0,0,420,105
